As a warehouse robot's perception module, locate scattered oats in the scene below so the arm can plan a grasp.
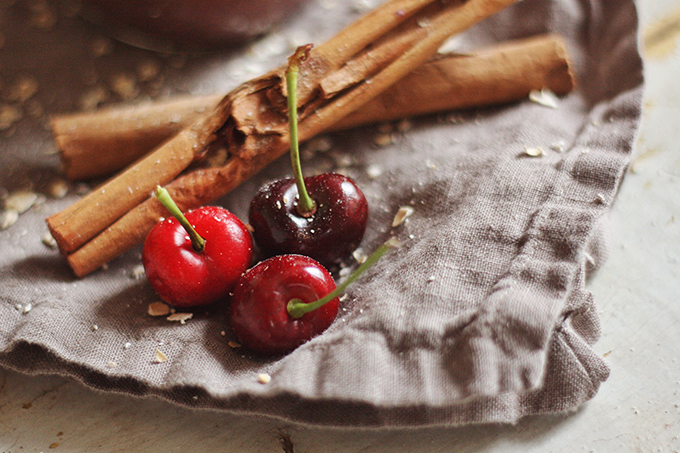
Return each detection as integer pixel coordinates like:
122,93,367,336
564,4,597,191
106,361,117,368
351,0,375,13
4,190,38,213
79,86,109,111
523,146,545,157
352,248,367,264
228,341,242,348
425,159,437,169
74,182,91,195
90,36,114,57
529,88,559,109
333,152,353,168
7,75,40,103
373,132,393,147
396,118,413,132
426,275,436,283
109,73,138,100
101,263,109,271
584,251,596,267
366,164,383,179
595,193,607,204
438,35,463,54
148,301,171,317
124,342,132,349
129,264,145,280
248,33,288,61
392,206,415,227
167,312,193,324
154,349,168,363
386,237,403,249
220,331,226,336
29,0,57,29
92,325,99,331
47,179,69,199
0,209,19,230
257,373,271,384
42,231,57,248
339,266,352,278
550,140,566,152
244,223,255,233
137,60,161,82
0,104,22,130
49,442,59,449
18,303,33,314
304,136,333,154
192,395,199,400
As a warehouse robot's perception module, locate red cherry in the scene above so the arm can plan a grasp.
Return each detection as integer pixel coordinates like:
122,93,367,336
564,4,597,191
249,173,368,267
229,254,338,355
229,239,399,354
142,187,253,307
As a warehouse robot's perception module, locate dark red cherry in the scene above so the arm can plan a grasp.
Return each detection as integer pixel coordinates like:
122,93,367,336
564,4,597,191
228,239,399,354
229,254,339,355
249,173,368,267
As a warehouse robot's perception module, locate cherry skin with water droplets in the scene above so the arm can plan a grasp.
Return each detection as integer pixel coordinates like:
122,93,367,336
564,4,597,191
228,254,338,355
248,173,368,268
143,202,253,307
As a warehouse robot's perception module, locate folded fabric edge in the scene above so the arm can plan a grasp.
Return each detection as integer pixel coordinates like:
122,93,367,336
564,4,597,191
0,315,609,428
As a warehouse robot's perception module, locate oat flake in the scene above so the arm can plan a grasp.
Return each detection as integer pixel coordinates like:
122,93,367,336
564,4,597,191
167,312,193,324
529,88,560,109
154,349,168,363
523,146,545,157
42,232,57,248
257,373,271,384
0,209,19,230
148,301,170,317
392,206,415,227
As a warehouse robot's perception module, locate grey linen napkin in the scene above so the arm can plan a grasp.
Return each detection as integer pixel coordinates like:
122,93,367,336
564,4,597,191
0,0,643,427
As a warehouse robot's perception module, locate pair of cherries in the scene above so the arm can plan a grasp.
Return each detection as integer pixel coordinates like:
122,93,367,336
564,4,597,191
142,45,376,355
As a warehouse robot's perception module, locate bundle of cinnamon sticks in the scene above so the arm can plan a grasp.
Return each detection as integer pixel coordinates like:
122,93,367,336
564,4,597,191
47,0,575,277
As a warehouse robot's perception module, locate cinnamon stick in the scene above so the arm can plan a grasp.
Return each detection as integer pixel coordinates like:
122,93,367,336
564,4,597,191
48,0,520,277
52,34,572,181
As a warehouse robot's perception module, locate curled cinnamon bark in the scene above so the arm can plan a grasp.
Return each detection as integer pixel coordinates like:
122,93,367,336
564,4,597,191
52,34,571,181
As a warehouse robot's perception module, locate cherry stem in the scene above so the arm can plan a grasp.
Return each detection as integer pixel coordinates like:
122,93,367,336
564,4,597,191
286,44,316,217
154,186,205,253
287,238,401,319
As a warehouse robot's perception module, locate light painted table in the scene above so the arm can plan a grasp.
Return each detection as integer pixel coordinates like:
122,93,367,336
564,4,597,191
1,0,678,451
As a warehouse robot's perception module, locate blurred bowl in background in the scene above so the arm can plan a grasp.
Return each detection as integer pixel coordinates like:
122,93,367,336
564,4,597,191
80,0,311,52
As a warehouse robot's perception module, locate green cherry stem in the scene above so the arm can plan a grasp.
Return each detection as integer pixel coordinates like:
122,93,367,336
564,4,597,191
287,238,401,319
154,186,206,253
286,44,316,217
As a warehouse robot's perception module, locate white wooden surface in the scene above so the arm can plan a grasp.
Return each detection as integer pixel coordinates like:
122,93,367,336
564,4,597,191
1,0,679,451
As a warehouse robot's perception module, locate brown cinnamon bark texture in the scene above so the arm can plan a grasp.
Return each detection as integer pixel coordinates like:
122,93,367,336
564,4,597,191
52,34,574,181
48,0,523,277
